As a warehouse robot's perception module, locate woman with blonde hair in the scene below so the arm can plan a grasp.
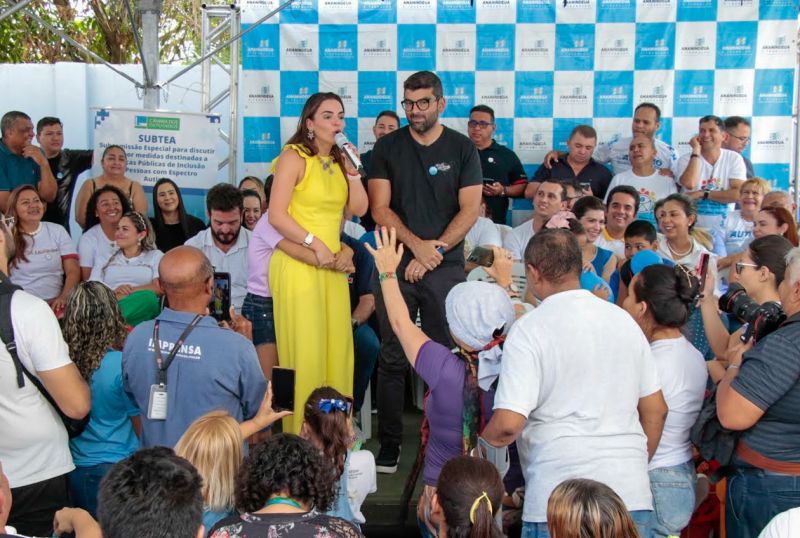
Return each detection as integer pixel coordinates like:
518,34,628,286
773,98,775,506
175,411,242,534
175,386,291,535
547,479,641,538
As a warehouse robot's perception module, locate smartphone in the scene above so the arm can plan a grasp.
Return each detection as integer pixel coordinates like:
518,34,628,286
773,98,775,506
483,179,496,186
467,246,495,267
271,367,296,412
578,182,592,194
208,272,231,322
696,253,710,293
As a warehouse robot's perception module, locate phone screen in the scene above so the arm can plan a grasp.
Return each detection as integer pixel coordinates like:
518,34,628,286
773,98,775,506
271,367,296,412
467,246,495,267
696,253,710,293
209,272,231,321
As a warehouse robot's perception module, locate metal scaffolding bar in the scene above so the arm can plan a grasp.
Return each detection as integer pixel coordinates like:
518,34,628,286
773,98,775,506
0,0,32,23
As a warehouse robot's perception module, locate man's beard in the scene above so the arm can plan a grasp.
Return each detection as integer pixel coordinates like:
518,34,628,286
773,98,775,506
211,226,240,246
408,112,438,135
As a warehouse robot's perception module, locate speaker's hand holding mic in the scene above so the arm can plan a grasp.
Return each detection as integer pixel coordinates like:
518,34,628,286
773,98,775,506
334,132,365,179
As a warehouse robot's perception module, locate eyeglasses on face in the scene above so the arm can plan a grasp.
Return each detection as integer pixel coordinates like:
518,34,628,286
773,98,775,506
735,261,759,275
400,97,439,112
727,132,750,144
468,120,494,129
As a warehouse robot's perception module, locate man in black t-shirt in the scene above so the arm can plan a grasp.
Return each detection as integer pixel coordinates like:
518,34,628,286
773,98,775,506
360,110,401,232
468,104,527,225
36,117,93,234
368,71,482,473
525,124,612,201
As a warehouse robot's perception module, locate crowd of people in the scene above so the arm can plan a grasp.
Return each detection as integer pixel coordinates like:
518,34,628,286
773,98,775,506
0,69,799,538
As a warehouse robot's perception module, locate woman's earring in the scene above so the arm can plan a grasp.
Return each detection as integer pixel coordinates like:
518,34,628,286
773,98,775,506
307,129,314,140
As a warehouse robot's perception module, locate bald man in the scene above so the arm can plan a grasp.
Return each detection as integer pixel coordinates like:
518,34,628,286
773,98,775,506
122,246,267,448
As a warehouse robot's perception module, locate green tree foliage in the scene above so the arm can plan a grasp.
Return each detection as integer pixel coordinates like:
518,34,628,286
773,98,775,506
0,0,203,64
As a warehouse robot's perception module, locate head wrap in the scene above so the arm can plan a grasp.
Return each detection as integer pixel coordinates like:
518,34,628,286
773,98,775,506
446,281,516,391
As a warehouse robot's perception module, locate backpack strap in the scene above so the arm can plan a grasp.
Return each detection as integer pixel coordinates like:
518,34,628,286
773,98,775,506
0,275,24,388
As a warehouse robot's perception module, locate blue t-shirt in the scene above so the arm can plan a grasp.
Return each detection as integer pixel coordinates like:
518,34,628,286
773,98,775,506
580,271,615,303
341,233,374,313
589,246,614,276
70,350,139,467
0,139,40,192
122,308,267,448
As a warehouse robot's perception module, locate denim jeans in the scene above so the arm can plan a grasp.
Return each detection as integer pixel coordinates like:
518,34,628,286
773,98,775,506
353,323,379,411
726,467,800,538
649,461,697,538
69,463,114,518
241,293,276,346
521,510,653,538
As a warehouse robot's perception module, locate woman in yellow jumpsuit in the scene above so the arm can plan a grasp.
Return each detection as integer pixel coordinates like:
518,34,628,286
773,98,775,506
268,92,368,432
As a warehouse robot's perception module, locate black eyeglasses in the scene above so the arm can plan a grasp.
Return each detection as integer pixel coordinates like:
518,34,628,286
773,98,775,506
468,120,494,129
401,97,439,112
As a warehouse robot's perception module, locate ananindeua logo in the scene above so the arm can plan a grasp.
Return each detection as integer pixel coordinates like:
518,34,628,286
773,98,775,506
135,116,180,131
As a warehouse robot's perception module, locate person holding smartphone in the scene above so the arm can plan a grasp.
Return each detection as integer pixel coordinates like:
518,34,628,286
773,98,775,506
122,246,267,449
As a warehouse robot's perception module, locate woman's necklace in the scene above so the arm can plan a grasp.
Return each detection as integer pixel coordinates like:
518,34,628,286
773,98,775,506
319,155,335,176
23,222,42,236
666,238,693,259
263,496,303,510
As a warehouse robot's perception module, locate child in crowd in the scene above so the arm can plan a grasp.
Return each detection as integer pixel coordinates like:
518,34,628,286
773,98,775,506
300,387,377,527
613,220,674,304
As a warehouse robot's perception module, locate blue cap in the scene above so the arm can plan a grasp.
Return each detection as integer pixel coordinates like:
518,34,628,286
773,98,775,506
631,250,665,276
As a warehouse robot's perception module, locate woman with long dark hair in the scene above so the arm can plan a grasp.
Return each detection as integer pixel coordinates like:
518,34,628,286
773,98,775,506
151,178,206,252
6,184,79,315
701,235,794,382
432,456,504,538
268,92,368,433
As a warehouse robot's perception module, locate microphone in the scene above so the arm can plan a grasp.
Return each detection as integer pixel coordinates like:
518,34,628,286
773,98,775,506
334,132,365,178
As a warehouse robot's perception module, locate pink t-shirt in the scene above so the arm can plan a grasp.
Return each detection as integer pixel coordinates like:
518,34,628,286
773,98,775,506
246,213,283,297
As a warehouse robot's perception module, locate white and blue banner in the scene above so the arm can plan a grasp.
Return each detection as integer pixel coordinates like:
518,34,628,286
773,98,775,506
239,0,799,196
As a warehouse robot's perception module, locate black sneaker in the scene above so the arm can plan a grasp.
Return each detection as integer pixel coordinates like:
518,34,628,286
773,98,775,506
375,444,401,474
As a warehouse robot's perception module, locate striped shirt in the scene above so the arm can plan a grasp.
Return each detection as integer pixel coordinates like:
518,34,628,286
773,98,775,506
732,313,800,462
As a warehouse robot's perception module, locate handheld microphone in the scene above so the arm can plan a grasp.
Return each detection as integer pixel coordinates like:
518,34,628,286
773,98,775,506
334,132,365,178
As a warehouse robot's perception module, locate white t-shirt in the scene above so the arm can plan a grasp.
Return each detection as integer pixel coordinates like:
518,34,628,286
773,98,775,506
185,228,251,310
78,224,116,270
346,450,377,524
465,216,502,253
0,291,74,488
503,219,535,261
595,229,626,259
594,136,679,175
675,149,747,232
657,236,720,295
721,210,754,256
9,222,77,300
90,248,164,289
494,289,660,522
759,507,800,538
648,337,707,470
605,170,678,224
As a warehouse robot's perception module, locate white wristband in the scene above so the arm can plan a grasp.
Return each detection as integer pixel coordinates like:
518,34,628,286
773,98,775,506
303,232,314,248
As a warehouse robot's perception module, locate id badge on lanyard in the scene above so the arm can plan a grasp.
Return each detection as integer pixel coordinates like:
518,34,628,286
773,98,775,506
148,315,202,420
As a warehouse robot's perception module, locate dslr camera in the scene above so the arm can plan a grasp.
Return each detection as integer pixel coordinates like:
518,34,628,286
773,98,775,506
719,283,786,343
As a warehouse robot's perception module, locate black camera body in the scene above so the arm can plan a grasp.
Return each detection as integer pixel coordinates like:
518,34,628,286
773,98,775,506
719,283,786,343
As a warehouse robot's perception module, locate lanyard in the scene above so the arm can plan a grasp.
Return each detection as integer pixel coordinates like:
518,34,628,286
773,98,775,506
153,315,203,386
